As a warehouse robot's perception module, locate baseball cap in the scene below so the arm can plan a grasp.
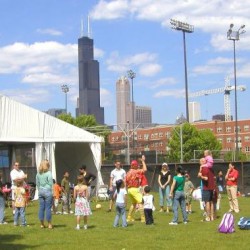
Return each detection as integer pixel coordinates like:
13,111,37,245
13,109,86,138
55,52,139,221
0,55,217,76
131,160,138,167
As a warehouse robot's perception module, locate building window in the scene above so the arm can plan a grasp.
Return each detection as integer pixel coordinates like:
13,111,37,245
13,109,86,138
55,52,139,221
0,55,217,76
245,136,250,142
245,146,250,152
234,126,241,132
144,134,149,140
151,134,154,139
138,134,142,139
226,126,231,132
159,132,163,138
217,127,222,133
227,137,232,143
244,125,250,132
166,132,171,138
218,138,223,143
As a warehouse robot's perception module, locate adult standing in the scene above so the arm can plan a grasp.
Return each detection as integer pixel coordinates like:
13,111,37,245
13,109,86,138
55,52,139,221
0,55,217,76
158,163,172,213
36,160,53,229
126,155,147,223
169,166,187,225
79,165,96,200
108,160,126,212
198,158,215,221
10,162,27,215
225,162,239,213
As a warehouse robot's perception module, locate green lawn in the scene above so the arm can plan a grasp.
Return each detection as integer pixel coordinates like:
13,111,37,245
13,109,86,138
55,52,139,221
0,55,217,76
1,194,250,250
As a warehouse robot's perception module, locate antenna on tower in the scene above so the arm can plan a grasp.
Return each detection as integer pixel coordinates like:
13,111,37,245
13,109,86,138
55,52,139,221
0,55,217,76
87,15,91,38
80,18,84,37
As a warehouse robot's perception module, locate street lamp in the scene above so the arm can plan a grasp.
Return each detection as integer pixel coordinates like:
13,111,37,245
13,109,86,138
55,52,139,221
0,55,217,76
127,70,136,156
170,19,194,123
227,24,246,161
61,84,69,113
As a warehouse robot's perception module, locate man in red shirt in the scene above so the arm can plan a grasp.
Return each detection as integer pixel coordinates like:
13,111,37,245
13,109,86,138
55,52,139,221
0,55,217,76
198,158,215,221
225,162,239,213
126,155,147,223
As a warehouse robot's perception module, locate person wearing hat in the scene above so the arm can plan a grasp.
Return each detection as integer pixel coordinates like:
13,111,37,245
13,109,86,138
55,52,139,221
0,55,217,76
158,163,172,213
125,155,147,223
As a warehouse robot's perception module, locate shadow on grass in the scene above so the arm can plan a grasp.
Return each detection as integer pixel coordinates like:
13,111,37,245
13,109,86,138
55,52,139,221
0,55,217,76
0,234,39,250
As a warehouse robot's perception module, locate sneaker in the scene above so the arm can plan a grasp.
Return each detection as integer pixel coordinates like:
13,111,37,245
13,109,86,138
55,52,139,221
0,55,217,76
126,216,135,222
169,222,178,225
159,209,163,212
84,225,88,230
56,211,62,215
0,221,8,225
75,226,80,230
63,212,68,215
183,221,188,224
69,211,74,214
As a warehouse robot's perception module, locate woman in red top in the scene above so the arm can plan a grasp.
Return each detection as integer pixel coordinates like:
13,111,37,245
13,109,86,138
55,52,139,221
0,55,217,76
225,162,239,213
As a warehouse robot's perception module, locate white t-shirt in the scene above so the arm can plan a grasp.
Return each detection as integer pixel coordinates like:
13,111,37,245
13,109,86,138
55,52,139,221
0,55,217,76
143,194,154,209
10,169,25,188
115,188,127,204
110,168,126,186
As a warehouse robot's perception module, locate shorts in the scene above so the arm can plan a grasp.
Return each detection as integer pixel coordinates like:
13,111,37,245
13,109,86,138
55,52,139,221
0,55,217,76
202,190,213,202
127,187,142,204
109,186,117,199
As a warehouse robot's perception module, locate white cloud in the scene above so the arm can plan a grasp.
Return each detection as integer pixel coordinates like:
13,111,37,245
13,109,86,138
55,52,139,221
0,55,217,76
100,88,113,107
36,28,63,36
106,51,159,75
150,77,177,89
154,88,185,98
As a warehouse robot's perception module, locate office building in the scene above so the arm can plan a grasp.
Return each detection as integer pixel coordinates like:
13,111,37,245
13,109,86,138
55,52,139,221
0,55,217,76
76,29,104,124
189,101,201,123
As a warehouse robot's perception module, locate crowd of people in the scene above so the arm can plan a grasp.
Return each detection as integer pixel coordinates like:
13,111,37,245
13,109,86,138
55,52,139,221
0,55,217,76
0,150,241,229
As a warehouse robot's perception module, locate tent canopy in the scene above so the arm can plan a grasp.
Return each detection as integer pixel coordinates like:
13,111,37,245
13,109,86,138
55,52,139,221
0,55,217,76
0,94,103,188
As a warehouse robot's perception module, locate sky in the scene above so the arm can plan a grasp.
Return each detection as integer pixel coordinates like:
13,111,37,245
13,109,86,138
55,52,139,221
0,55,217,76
0,0,250,127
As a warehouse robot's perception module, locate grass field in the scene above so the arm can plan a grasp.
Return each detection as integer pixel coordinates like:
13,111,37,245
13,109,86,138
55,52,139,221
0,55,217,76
0,193,250,250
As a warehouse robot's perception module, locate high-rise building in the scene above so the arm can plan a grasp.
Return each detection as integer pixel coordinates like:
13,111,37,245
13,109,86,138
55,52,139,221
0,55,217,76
189,101,201,123
136,106,152,128
45,108,65,117
116,76,152,130
76,31,104,124
116,76,130,130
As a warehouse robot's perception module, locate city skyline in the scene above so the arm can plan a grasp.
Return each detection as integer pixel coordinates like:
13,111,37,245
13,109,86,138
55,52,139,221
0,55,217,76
0,1,249,126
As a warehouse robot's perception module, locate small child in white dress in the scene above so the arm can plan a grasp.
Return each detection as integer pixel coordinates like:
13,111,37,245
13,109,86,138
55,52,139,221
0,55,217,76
74,175,92,230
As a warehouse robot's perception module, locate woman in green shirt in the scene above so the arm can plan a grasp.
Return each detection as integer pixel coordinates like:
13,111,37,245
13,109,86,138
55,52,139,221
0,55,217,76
36,160,53,229
169,166,187,225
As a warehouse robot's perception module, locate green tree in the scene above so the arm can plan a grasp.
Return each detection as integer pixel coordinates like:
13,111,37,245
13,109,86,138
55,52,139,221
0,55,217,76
166,123,222,163
75,114,97,128
57,113,75,125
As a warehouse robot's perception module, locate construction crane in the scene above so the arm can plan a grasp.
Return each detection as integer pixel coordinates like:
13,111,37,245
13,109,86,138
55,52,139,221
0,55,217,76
189,77,246,121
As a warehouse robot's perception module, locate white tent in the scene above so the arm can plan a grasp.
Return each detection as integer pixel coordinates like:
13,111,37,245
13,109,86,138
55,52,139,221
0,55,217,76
0,94,104,192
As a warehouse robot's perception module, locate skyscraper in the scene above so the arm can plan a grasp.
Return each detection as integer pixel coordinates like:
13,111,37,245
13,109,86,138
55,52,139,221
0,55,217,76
116,76,130,130
76,28,104,124
189,101,201,123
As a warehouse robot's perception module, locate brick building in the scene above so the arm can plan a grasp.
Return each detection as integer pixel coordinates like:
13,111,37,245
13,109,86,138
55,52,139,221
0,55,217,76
108,119,250,158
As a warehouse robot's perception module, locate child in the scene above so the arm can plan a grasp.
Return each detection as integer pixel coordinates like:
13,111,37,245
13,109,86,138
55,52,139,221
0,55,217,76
0,172,8,224
53,179,61,214
199,150,214,173
216,170,224,193
113,179,127,227
142,186,155,225
184,172,194,214
14,179,27,226
74,175,91,230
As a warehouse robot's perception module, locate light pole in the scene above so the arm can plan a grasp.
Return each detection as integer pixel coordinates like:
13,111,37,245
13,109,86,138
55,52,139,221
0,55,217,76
227,24,246,161
127,70,136,157
170,19,194,123
61,84,69,113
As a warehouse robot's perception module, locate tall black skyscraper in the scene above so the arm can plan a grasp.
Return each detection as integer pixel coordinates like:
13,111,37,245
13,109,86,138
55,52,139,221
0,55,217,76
76,33,104,124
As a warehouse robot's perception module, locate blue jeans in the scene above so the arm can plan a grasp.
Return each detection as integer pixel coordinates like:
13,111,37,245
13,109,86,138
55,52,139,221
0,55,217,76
0,196,5,223
172,191,187,223
14,207,26,225
38,189,53,222
159,185,172,207
114,203,127,227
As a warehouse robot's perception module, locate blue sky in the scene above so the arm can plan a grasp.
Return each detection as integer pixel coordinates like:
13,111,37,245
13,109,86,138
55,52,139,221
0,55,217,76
0,0,249,126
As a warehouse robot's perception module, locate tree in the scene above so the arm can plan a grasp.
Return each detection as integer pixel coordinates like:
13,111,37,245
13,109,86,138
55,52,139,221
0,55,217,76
166,123,222,163
75,115,97,128
57,113,75,125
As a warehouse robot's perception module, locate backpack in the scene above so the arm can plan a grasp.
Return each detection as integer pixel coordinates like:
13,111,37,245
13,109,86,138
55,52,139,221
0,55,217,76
218,212,235,233
238,217,250,230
